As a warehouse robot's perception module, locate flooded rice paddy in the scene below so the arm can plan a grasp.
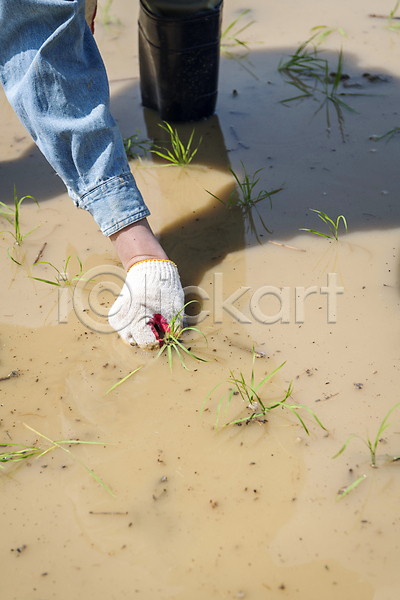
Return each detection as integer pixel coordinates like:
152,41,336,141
1,0,400,598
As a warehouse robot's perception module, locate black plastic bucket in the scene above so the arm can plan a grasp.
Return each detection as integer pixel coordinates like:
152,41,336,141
138,0,223,122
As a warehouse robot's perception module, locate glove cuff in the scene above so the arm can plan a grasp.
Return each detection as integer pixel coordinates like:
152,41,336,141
127,258,177,273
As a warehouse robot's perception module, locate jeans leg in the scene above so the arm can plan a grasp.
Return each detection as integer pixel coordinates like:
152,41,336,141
0,0,149,236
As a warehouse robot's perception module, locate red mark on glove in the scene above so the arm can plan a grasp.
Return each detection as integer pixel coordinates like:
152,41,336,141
148,314,170,347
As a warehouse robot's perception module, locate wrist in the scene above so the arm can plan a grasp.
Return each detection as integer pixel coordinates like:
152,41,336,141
109,218,168,272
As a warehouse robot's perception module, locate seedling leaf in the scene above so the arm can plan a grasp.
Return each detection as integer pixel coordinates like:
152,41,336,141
106,366,142,394
336,475,367,501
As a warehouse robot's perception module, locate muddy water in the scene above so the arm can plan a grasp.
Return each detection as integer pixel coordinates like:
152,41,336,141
1,0,400,598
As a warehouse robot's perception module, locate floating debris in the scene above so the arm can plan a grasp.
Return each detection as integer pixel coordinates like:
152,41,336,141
33,242,47,265
0,370,20,382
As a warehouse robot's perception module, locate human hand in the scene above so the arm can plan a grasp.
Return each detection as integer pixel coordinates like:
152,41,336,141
108,259,185,349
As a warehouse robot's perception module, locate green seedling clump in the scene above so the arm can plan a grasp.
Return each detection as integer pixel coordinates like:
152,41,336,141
106,302,207,393
207,161,283,210
30,254,86,287
123,131,152,160
300,209,347,241
0,185,40,264
334,402,400,500
0,423,113,496
203,349,326,433
278,34,326,79
151,122,202,166
279,38,364,138
207,162,283,243
220,9,255,52
220,10,261,79
155,302,208,371
333,402,400,468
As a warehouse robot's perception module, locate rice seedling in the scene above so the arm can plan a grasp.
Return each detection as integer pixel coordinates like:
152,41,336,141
314,49,358,136
106,303,207,391
1,423,113,496
0,185,40,264
333,402,400,468
203,349,326,433
369,0,400,26
387,0,400,31
278,34,326,79
279,41,365,139
336,474,367,501
309,25,346,45
207,162,284,210
106,366,142,394
390,0,400,18
219,10,260,79
29,254,86,287
206,163,283,242
151,122,202,166
300,209,347,241
244,204,273,244
123,131,152,160
155,302,208,371
98,0,120,29
374,127,400,142
220,9,255,52
280,46,355,108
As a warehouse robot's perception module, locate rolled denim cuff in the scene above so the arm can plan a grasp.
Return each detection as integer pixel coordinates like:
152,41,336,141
77,172,151,237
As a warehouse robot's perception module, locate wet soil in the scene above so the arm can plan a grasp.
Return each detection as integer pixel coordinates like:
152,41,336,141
1,0,400,598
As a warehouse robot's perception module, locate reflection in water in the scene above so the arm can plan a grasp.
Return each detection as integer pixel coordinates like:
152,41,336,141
144,110,247,287
143,110,276,287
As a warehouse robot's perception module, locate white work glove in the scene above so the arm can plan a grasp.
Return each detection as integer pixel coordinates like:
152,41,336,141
108,259,185,349
85,0,97,33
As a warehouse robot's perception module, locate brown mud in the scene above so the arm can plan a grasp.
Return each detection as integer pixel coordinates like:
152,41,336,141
1,0,400,598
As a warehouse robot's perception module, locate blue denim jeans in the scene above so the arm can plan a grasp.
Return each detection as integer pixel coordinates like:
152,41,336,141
0,0,150,236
